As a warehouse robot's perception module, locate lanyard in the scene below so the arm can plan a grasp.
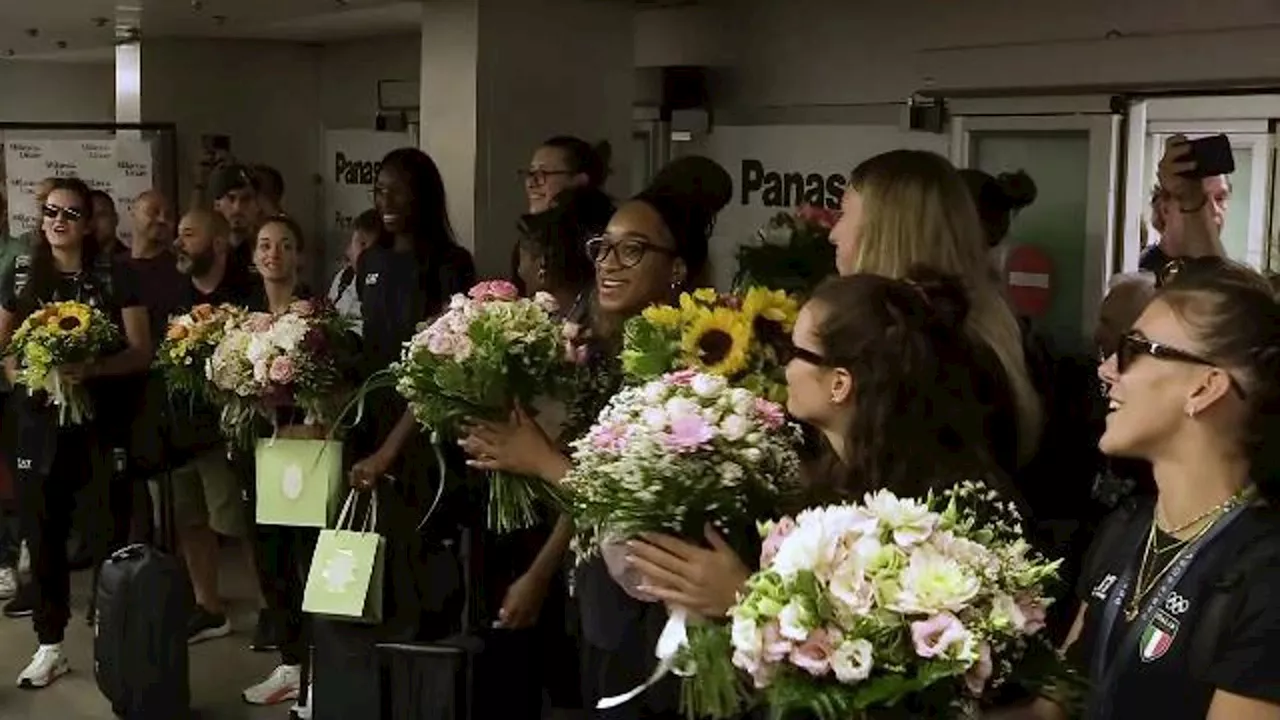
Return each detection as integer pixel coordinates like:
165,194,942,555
1088,501,1251,719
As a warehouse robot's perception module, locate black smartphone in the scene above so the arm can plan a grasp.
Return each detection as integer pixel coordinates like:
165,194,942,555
1181,135,1235,179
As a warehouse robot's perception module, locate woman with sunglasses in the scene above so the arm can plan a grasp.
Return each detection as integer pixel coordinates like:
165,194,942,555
1006,259,1280,720
0,177,151,689
625,267,1016,628
459,156,732,719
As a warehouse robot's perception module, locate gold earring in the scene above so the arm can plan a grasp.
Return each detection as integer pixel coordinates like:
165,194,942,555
1185,405,1197,418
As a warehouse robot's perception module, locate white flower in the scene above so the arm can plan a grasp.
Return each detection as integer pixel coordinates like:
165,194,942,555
641,408,668,430
771,516,833,579
828,553,875,616
642,381,667,405
731,615,762,655
532,291,559,314
664,397,699,418
830,638,874,683
690,373,727,398
892,545,981,615
862,490,937,547
720,414,750,441
777,600,811,641
719,462,744,483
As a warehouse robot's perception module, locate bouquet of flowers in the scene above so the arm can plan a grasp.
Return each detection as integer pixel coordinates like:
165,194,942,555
621,287,798,404
712,481,1073,720
393,280,574,532
155,303,244,404
206,299,352,447
734,203,840,295
4,300,122,425
562,370,801,715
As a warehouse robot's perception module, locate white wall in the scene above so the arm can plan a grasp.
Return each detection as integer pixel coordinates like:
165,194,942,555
318,34,420,130
0,61,114,123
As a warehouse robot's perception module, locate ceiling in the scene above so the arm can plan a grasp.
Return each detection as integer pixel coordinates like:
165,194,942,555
0,0,424,60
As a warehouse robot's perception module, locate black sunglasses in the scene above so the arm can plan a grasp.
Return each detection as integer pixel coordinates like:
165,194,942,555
1117,333,1247,398
1156,256,1228,288
42,203,84,222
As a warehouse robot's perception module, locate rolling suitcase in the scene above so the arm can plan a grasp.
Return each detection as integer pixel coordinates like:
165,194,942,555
94,441,194,720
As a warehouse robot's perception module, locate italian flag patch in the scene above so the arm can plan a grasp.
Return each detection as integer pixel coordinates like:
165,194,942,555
1140,610,1180,663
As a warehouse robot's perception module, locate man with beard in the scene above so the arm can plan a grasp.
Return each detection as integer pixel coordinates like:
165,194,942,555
168,209,261,647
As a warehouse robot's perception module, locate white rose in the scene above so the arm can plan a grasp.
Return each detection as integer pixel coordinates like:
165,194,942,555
772,516,835,579
690,373,727,398
720,414,750,441
777,600,811,641
829,554,876,616
729,387,755,415
665,397,699,418
831,638,874,683
642,381,667,405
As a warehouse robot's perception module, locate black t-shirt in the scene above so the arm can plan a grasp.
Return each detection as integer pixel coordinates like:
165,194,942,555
243,282,313,314
1072,500,1280,718
129,250,188,343
0,254,141,327
1139,243,1170,274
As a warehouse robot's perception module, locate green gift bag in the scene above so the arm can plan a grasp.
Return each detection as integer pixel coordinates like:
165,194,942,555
302,490,385,624
255,437,344,527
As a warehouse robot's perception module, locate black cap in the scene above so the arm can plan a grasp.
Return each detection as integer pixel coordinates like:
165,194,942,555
208,164,257,200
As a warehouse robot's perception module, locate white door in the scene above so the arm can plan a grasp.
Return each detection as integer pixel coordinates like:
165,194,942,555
951,112,1122,351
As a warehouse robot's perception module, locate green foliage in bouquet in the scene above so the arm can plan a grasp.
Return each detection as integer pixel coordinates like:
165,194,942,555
733,204,839,296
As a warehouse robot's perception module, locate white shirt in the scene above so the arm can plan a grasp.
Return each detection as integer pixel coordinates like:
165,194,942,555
327,266,363,336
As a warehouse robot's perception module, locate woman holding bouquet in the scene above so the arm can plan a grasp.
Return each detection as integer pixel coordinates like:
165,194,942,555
0,177,152,689
239,214,322,710
460,156,734,719
1007,260,1280,720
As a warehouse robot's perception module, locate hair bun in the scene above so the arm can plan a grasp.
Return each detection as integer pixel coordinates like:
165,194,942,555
996,170,1037,210
644,156,733,218
903,264,971,331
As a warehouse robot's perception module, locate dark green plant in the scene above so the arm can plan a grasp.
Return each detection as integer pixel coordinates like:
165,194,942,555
734,206,839,296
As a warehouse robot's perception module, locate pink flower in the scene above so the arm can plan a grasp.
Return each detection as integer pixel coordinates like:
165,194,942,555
1015,594,1047,635
668,369,698,387
467,280,519,302
268,355,296,385
910,612,969,659
789,627,838,677
796,203,839,230
662,414,714,452
964,642,993,696
754,398,785,429
246,313,274,333
761,516,797,566
589,423,629,453
289,299,316,317
761,621,792,663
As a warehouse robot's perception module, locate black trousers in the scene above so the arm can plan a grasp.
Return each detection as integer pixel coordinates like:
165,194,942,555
15,415,127,644
254,523,318,666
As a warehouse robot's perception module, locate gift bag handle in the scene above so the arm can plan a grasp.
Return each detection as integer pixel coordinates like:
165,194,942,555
333,487,379,532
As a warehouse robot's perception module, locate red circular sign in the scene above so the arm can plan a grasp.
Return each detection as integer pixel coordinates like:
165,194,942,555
1004,244,1053,317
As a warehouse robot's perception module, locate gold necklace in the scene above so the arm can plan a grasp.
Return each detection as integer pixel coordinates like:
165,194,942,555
1157,487,1254,535
1124,486,1256,622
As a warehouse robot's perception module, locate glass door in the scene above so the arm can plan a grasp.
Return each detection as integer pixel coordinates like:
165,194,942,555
951,114,1122,352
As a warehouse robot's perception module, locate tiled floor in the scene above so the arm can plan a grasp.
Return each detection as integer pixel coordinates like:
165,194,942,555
0,548,288,720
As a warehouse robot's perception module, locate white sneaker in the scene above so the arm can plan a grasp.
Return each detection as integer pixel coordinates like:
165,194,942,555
0,567,16,600
243,664,301,706
290,691,313,720
17,541,29,578
17,645,70,689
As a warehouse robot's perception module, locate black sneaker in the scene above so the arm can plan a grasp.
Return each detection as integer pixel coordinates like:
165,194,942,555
250,611,282,653
3,584,35,618
188,606,232,644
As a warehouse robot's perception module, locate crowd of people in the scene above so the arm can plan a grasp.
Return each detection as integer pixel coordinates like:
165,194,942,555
0,130,1276,720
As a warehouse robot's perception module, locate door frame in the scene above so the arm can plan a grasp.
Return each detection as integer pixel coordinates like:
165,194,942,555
951,114,1123,344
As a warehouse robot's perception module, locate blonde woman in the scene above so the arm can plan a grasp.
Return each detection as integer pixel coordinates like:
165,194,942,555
828,149,1043,473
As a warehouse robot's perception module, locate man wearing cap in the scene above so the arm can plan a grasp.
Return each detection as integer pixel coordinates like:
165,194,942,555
207,164,262,285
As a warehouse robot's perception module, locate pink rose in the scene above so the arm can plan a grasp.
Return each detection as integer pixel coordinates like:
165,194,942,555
761,516,797,566
289,299,316,317
796,203,839,230
467,280,519,302
588,423,629,453
761,621,792,663
964,642,993,696
754,398,785,429
268,355,296,385
1015,594,1048,636
247,313,274,333
910,612,969,659
789,627,838,677
668,369,698,387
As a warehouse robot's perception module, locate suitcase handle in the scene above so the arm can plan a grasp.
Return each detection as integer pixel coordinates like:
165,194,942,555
108,543,147,563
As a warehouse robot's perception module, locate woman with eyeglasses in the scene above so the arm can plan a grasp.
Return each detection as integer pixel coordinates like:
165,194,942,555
523,136,612,214
0,177,152,689
1002,259,1280,720
459,156,732,719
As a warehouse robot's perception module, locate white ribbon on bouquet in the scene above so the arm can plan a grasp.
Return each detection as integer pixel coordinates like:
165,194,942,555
596,605,693,710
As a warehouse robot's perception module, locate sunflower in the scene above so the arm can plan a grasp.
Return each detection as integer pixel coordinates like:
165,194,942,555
691,287,719,305
641,304,683,330
742,287,799,331
54,303,91,335
681,307,752,377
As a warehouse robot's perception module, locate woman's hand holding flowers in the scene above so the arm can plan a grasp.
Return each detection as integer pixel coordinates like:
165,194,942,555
627,525,751,619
